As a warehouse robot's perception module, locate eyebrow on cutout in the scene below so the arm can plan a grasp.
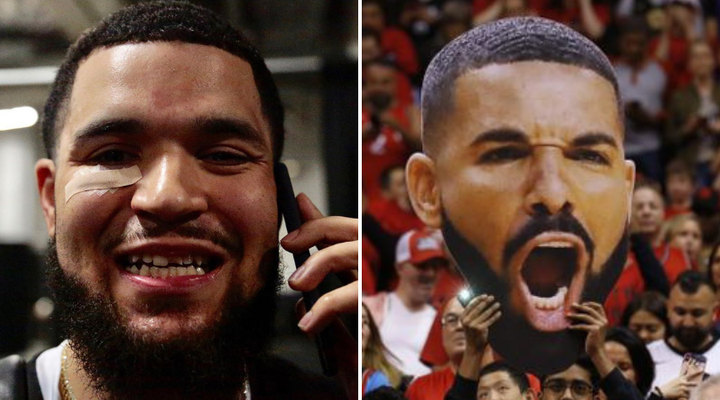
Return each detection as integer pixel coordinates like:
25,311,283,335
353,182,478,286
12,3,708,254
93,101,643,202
471,128,528,146
570,132,619,149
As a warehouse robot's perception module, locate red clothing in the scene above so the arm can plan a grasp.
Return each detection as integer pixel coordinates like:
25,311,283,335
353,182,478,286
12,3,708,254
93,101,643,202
650,35,691,93
419,309,447,367
421,272,466,367
655,243,691,284
380,28,419,77
362,107,412,203
367,197,425,236
540,4,610,32
665,204,692,219
362,236,380,295
472,0,546,15
405,367,455,400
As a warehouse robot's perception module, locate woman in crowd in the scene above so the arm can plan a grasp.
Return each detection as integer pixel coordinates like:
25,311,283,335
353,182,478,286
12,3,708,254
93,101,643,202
663,213,703,269
363,302,402,395
707,241,720,322
604,327,655,396
621,291,669,343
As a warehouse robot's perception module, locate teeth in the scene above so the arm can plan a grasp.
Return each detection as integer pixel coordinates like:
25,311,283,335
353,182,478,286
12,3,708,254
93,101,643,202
194,257,203,266
149,266,159,278
538,241,573,248
531,286,568,310
169,256,183,265
169,267,177,277
130,266,139,274
187,266,197,276
139,265,150,276
177,267,187,276
130,255,140,264
159,268,169,279
142,254,152,263
125,261,210,279
197,267,205,275
153,256,168,267
183,256,193,265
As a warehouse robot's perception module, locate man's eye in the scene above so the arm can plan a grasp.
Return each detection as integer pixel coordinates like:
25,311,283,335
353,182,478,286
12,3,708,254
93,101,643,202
478,146,529,164
201,151,250,165
568,149,609,165
89,149,137,164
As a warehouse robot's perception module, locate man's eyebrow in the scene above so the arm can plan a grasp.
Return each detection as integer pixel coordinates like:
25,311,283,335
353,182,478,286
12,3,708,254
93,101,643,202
193,117,268,148
72,118,145,144
471,128,528,146
570,132,619,149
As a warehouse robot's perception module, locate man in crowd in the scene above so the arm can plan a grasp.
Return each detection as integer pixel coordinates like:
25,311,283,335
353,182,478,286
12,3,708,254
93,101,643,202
649,271,720,389
0,2,358,399
406,16,635,374
364,229,448,377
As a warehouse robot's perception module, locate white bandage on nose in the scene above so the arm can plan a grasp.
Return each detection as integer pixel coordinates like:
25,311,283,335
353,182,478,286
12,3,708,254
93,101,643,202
64,165,142,203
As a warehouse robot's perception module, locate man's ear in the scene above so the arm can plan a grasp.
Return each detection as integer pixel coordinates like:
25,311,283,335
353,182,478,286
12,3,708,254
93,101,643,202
406,153,442,228
624,160,636,223
36,158,56,238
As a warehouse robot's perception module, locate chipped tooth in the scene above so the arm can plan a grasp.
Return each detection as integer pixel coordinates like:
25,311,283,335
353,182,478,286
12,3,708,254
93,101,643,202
169,267,177,277
169,256,183,265
196,267,205,275
142,254,152,263
150,267,159,278
139,265,150,276
130,255,140,264
153,255,168,267
194,257,203,266
187,266,197,276
130,265,139,274
177,267,187,276
183,256,193,265
159,268,169,279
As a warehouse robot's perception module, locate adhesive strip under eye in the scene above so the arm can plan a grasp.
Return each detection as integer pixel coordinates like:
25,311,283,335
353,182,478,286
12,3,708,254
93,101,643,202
64,165,142,203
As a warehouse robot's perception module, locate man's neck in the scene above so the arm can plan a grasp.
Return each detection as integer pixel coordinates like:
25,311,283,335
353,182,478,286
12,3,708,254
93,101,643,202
394,286,428,312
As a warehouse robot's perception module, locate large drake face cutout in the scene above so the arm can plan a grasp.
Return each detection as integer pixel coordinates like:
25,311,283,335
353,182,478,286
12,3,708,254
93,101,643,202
36,42,278,343
407,61,635,374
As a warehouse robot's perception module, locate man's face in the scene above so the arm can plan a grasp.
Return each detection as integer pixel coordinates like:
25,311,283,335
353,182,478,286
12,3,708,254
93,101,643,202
441,298,466,362
666,173,693,204
619,32,648,64
361,4,385,32
541,364,594,400
365,64,397,102
384,167,410,206
423,62,632,332
37,42,277,343
362,36,382,64
667,285,718,350
670,219,702,261
397,258,443,303
477,371,527,400
631,188,664,237
690,42,715,78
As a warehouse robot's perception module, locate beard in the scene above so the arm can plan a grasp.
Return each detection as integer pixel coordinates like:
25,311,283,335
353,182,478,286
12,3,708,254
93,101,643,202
674,326,712,351
46,239,281,400
441,210,628,375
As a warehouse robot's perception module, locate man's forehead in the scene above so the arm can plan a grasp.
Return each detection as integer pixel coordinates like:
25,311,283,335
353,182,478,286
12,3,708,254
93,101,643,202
670,287,716,305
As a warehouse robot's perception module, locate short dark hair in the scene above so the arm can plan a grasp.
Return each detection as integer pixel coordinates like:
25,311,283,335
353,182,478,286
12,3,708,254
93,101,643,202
380,164,405,191
666,159,695,182
618,17,650,37
707,241,720,290
421,17,620,155
479,361,530,393
673,270,715,295
620,291,669,333
42,1,284,161
542,355,598,392
606,327,655,395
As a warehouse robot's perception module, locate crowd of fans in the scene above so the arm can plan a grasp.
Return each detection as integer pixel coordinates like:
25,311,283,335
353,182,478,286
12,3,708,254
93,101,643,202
362,0,720,398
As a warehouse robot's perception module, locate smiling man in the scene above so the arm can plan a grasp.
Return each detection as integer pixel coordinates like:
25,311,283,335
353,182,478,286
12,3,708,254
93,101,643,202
406,17,635,374
0,2,357,400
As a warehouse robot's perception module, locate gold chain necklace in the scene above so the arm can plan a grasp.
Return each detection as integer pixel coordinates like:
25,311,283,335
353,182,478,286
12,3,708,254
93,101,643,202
59,345,251,399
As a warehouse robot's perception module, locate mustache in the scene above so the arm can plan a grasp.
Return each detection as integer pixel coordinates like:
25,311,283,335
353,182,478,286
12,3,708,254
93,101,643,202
99,220,243,256
502,210,595,268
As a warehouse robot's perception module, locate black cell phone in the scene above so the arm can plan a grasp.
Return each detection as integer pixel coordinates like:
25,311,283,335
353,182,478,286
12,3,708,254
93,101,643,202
274,162,338,376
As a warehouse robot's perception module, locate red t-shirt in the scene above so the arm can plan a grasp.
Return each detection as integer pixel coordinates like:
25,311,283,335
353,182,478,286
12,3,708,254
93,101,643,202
362,236,380,295
405,367,455,400
381,27,419,77
367,197,425,236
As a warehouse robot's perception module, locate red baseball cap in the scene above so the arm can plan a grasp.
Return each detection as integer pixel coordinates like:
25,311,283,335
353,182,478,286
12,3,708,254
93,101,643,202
396,229,446,265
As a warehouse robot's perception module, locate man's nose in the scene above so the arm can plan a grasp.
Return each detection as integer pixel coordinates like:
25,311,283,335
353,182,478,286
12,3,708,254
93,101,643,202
131,154,208,223
524,148,573,216
560,387,574,400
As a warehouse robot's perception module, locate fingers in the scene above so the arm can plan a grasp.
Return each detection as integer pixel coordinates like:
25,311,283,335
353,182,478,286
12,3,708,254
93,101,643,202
281,216,358,252
297,281,358,334
287,240,358,292
567,302,607,327
462,295,502,329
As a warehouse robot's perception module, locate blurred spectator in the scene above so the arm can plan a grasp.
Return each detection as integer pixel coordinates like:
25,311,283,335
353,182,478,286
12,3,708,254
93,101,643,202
539,357,600,400
473,0,535,26
615,0,665,22
664,160,696,218
418,1,473,76
541,0,610,40
363,28,385,66
364,229,448,377
651,0,702,91
614,18,667,183
474,362,534,400
690,374,720,400
363,29,414,106
368,165,425,236
648,271,720,389
363,386,409,400
662,213,703,268
621,291,670,343
666,40,720,186
362,0,420,78
405,298,466,400
706,240,720,322
362,60,421,203
604,327,656,396
363,303,403,395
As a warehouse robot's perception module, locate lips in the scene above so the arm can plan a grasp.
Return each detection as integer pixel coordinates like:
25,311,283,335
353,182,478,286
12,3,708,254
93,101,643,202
509,232,589,332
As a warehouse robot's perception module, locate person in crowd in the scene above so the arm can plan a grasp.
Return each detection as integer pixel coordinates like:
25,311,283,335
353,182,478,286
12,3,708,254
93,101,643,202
363,386,410,400
663,213,703,269
604,327,656,396
363,303,402,395
666,40,720,186
362,0,420,78
690,374,720,400
539,357,601,400
621,291,670,343
664,160,696,218
364,229,448,377
614,18,667,183
368,165,425,236
648,271,720,389
707,240,720,322
475,362,535,400
406,298,467,400
540,0,610,40
473,0,535,26
651,0,703,91
362,59,421,203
